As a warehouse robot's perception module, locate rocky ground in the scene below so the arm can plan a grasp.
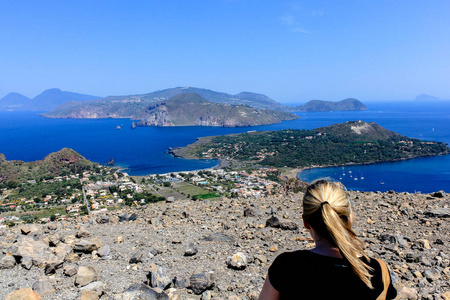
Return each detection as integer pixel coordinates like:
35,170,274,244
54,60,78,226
0,189,449,300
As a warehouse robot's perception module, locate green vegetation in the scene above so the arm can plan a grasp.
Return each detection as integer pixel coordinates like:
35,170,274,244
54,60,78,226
180,121,450,168
171,181,209,197
0,148,99,187
6,179,81,201
192,193,221,200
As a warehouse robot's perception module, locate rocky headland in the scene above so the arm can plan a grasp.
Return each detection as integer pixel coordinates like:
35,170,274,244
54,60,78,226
0,189,448,299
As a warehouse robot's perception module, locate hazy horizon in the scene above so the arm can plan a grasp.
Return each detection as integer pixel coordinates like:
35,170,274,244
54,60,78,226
1,1,449,103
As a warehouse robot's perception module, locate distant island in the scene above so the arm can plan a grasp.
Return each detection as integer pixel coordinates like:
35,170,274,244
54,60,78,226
135,93,299,127
172,121,450,168
0,88,101,111
1,86,371,115
415,94,449,102
288,98,367,112
36,87,286,114
45,93,300,127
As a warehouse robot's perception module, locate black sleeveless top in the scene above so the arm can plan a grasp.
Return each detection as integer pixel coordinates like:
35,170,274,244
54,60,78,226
268,250,397,300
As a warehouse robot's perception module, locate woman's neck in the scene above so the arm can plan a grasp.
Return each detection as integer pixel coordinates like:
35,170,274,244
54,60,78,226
309,238,342,258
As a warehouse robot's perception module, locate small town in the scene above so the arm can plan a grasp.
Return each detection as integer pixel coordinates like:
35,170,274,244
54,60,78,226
0,166,282,226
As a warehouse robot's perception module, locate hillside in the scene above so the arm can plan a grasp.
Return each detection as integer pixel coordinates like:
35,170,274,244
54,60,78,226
0,148,99,187
0,189,448,299
289,98,367,111
135,93,299,127
174,121,450,167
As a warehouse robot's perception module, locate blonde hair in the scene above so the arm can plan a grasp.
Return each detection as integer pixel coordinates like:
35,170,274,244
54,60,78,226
302,180,373,288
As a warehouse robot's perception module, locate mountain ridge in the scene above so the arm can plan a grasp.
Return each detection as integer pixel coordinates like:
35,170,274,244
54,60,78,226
0,89,101,111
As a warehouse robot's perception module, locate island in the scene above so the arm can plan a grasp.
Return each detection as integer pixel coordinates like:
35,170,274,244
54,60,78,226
45,93,300,127
171,121,450,168
288,98,367,112
135,93,299,127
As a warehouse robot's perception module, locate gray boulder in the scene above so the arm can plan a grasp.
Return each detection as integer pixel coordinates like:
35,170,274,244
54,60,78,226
0,255,16,269
424,208,450,218
75,266,98,287
129,250,144,264
16,237,53,267
21,256,33,270
189,272,215,295
73,240,98,253
184,243,198,256
97,245,111,258
147,264,171,290
226,252,248,270
32,277,56,297
121,283,169,300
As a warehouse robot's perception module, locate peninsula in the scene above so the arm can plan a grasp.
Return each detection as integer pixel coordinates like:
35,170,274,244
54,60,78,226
171,121,450,168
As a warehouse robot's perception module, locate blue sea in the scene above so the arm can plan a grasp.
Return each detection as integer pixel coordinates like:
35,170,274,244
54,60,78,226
0,101,449,193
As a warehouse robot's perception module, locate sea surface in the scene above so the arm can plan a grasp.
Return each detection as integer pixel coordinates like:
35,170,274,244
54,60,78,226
0,101,449,193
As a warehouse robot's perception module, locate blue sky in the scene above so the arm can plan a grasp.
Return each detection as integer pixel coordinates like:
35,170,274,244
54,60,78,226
1,0,449,103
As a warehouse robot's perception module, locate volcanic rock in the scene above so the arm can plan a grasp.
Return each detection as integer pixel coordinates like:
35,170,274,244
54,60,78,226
76,266,99,287
0,255,16,269
121,283,169,300
6,288,41,300
32,277,56,297
147,264,171,290
189,272,215,295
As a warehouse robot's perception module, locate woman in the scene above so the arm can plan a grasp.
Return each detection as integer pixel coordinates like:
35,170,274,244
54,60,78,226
259,180,397,300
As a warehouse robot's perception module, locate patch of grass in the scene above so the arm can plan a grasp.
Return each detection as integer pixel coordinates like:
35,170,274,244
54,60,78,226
192,193,221,200
172,182,209,196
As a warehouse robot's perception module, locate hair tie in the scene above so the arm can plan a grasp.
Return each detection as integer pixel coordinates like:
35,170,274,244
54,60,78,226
320,201,329,208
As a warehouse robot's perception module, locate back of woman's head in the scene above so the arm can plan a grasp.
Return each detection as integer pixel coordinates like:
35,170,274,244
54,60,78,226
303,180,374,288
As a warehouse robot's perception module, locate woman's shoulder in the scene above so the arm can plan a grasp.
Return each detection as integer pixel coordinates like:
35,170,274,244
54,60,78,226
273,249,312,262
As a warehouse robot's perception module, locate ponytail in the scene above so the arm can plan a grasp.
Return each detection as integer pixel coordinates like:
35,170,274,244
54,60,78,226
303,180,374,289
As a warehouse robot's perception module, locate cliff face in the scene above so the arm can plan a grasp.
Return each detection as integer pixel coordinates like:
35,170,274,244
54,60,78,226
136,93,299,127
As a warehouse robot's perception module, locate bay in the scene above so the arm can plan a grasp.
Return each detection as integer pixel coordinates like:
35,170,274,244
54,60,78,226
0,101,449,192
